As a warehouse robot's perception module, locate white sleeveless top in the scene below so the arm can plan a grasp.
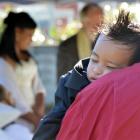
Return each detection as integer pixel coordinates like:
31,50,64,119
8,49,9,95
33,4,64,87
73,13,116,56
15,58,45,109
0,58,30,114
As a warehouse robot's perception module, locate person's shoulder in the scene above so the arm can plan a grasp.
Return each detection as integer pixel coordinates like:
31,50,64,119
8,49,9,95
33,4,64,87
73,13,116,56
64,34,77,42
59,34,77,46
58,70,73,85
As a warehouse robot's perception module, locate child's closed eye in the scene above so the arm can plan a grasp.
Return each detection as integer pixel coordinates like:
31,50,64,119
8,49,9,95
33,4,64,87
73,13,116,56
91,58,98,63
106,65,119,70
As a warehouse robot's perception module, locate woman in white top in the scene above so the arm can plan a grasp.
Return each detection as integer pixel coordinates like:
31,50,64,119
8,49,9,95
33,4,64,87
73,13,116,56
0,11,46,131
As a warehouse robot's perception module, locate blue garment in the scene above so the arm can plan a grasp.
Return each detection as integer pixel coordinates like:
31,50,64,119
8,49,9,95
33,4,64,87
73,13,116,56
33,58,90,140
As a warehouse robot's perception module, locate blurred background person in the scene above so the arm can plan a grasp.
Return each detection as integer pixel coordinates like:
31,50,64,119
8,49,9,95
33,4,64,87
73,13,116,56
57,2,104,79
0,11,46,132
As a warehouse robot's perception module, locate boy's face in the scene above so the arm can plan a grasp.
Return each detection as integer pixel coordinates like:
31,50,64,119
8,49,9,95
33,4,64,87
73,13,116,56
87,34,134,82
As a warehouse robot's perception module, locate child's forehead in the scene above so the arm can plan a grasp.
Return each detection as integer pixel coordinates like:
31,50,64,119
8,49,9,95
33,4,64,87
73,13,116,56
98,33,115,43
96,33,114,48
96,33,131,49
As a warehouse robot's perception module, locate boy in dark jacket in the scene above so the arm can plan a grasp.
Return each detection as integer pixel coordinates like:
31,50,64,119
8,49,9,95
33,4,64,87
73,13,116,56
33,58,90,140
56,10,140,140
33,10,140,140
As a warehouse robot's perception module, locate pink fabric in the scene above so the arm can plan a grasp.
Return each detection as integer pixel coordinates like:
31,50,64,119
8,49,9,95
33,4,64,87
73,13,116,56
57,63,140,140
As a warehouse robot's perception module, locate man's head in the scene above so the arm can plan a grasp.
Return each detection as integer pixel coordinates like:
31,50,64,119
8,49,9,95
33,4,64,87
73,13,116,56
87,10,140,82
80,2,104,39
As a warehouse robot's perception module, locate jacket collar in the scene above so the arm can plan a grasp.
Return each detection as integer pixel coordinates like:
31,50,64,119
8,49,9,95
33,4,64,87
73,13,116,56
65,58,90,90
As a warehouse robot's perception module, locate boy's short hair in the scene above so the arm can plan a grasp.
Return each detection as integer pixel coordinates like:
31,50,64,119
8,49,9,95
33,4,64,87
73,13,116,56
92,10,140,65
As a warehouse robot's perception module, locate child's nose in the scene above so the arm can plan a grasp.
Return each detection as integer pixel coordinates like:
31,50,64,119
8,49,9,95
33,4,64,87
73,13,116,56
93,64,104,76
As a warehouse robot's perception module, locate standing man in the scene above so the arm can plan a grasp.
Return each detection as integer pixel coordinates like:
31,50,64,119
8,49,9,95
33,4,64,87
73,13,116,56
57,2,104,79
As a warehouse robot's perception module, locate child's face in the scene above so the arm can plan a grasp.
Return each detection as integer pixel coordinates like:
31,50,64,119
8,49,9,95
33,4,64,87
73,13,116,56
87,34,134,82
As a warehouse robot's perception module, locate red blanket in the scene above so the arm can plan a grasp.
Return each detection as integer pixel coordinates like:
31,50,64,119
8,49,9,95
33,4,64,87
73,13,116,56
57,63,140,140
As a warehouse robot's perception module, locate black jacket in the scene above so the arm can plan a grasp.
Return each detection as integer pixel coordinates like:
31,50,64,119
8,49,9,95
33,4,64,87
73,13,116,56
33,58,90,140
57,34,78,79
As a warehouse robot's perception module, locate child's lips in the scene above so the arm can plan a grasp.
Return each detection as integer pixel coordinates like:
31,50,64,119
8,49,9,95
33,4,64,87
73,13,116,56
90,77,97,82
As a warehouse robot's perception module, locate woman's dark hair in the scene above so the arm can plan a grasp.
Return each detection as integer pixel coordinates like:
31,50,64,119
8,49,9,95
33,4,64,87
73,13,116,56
92,10,140,65
0,11,37,63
